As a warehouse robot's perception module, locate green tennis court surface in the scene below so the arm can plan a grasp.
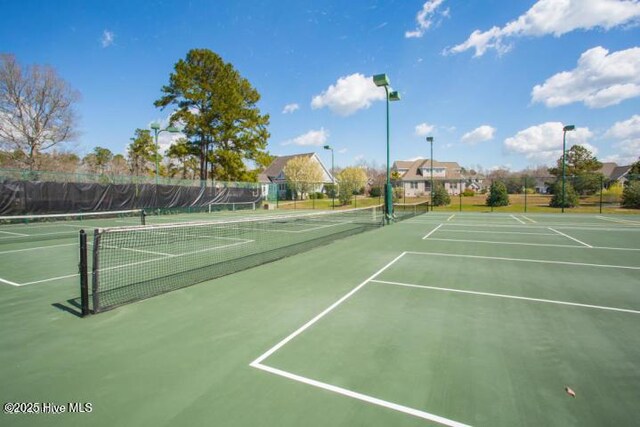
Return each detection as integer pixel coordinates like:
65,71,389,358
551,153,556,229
1,211,639,426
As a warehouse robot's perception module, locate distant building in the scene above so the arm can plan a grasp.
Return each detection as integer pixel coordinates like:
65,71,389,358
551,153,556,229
258,152,333,198
598,162,633,186
392,159,482,196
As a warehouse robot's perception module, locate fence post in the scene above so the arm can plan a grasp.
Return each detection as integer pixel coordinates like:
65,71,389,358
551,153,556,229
524,176,528,213
599,174,603,214
459,180,462,212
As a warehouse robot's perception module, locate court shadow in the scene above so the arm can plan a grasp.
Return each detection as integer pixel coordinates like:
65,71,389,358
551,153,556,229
52,298,84,318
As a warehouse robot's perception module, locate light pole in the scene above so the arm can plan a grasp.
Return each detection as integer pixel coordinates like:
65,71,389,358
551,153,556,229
150,123,180,186
373,74,400,224
561,124,575,213
427,136,434,211
323,145,335,209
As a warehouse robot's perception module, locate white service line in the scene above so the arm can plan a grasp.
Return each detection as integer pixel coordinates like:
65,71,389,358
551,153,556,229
548,227,592,248
0,243,77,255
424,237,583,249
404,251,640,270
441,230,557,236
0,277,21,286
371,280,640,315
0,230,29,236
596,215,640,225
446,214,455,222
422,224,443,240
510,215,526,225
251,252,407,366
21,273,79,286
251,363,470,427
102,244,174,257
521,215,537,223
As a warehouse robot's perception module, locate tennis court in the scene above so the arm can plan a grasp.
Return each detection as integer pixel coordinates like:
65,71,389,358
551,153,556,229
1,210,639,426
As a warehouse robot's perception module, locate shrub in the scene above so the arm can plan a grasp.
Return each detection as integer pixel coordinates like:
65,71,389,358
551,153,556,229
324,183,337,198
601,182,623,203
309,192,325,200
486,181,509,207
549,180,579,208
622,181,640,208
432,184,451,206
462,188,475,197
392,187,403,202
369,186,382,197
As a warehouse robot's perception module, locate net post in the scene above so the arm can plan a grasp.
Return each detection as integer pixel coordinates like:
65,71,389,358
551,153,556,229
91,230,102,313
141,209,146,226
79,230,90,317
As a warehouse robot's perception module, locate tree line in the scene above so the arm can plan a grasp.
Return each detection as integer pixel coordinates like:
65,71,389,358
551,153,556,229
0,50,274,182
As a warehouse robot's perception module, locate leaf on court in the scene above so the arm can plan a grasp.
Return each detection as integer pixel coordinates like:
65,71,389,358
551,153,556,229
565,386,576,398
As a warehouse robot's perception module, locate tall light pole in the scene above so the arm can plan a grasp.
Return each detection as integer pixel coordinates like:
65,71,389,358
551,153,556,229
373,74,400,224
427,136,434,211
150,123,180,186
561,124,575,213
323,145,335,209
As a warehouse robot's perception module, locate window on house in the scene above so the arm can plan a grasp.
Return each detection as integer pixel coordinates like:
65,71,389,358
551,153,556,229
410,182,418,189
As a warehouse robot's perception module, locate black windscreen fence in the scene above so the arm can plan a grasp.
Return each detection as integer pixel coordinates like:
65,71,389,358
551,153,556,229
0,180,262,215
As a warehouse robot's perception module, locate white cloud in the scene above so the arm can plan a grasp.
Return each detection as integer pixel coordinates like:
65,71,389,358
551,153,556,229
605,114,640,139
101,30,115,48
354,154,365,162
604,115,640,164
532,46,640,108
282,103,300,114
445,0,640,57
338,148,348,154
282,128,329,146
311,73,385,116
415,122,435,136
461,125,496,144
148,116,184,154
504,122,593,163
405,0,447,38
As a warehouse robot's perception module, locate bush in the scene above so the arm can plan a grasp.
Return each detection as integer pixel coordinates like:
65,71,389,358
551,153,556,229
369,186,382,197
549,180,579,208
392,187,403,202
324,183,337,198
432,184,451,206
462,188,475,197
601,183,623,203
309,192,324,200
622,181,640,208
486,181,509,207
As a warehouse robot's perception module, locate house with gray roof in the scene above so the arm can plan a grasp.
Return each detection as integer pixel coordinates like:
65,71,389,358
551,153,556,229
598,162,633,186
392,158,481,196
258,152,334,199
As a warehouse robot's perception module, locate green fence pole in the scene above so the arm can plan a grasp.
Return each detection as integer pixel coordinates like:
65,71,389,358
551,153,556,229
599,174,603,214
459,180,462,212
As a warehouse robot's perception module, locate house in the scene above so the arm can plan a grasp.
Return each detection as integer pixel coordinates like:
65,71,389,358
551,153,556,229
392,158,479,196
599,162,633,187
258,152,334,199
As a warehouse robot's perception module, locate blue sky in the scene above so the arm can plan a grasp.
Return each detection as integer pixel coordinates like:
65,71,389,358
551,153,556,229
2,0,639,171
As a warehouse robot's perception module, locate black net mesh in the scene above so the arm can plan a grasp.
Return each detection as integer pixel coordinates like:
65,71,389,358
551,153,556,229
90,206,392,312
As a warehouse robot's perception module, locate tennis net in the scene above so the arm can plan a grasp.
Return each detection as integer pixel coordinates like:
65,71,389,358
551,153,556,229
83,205,384,314
208,201,258,213
394,201,430,218
0,209,145,244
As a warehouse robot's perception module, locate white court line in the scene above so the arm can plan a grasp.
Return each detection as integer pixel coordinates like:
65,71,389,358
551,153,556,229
510,215,526,225
251,252,407,366
0,277,21,286
441,229,557,236
424,237,583,249
0,243,76,255
548,228,592,248
401,221,640,230
596,215,640,225
21,273,79,286
521,215,537,223
102,244,173,257
249,252,469,427
371,280,640,315
404,251,640,270
0,230,29,236
422,224,443,240
446,214,455,222
251,363,470,427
